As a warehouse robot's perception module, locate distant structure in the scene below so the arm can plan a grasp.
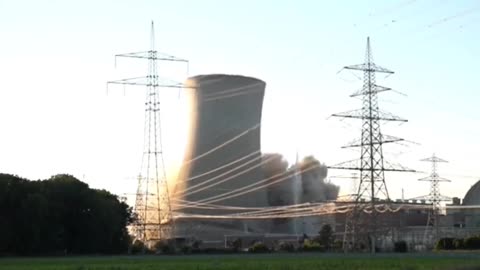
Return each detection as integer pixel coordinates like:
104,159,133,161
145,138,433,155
461,180,480,228
329,37,414,253
463,180,480,205
418,154,451,245
108,22,188,244
175,74,268,239
172,74,339,241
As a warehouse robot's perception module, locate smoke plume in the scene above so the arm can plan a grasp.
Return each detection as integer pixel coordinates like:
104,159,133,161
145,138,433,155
262,153,293,206
297,155,339,202
262,153,340,206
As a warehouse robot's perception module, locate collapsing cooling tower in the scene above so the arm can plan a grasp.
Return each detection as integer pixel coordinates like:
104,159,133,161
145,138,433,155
175,74,268,238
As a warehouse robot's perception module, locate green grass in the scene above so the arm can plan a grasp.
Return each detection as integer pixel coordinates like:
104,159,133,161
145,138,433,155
1,253,480,270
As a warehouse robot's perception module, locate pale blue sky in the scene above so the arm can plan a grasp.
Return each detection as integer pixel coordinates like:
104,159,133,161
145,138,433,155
0,0,479,202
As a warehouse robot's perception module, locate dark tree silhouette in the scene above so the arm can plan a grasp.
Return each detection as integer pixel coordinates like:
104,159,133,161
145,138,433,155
0,173,134,255
317,224,334,250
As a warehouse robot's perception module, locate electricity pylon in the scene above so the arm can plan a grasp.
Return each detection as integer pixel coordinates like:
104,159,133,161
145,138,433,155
329,37,414,253
107,22,188,244
418,154,451,246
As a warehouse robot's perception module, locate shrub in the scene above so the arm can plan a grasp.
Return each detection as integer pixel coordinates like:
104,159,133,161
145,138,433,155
302,239,325,252
278,241,295,252
248,242,269,253
435,238,456,250
154,240,175,254
191,240,202,250
333,240,343,252
231,238,242,252
453,238,464,249
202,248,235,254
181,245,192,254
130,240,146,254
394,240,408,253
464,236,480,249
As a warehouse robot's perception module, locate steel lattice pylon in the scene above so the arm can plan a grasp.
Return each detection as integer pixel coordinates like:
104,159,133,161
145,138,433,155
107,22,189,244
418,154,451,246
329,37,414,253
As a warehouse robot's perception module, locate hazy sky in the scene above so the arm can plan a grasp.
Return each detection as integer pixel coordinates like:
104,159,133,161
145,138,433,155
0,0,479,202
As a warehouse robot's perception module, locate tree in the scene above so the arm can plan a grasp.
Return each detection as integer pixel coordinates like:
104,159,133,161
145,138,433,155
231,238,242,252
394,241,408,252
317,224,334,250
464,236,480,249
435,238,456,250
0,173,134,255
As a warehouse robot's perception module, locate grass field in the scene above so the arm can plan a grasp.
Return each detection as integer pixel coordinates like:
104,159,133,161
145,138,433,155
1,253,480,270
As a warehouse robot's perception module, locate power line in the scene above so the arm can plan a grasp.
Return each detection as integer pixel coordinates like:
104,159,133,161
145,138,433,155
178,123,261,168
195,163,320,205
178,150,261,183
173,202,480,220
202,81,265,99
174,154,270,198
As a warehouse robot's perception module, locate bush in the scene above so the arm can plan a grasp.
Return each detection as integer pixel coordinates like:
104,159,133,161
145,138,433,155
394,241,408,253
454,238,464,249
248,242,269,253
130,240,146,254
190,247,236,254
464,236,480,250
278,241,295,252
204,248,235,254
231,238,242,252
435,238,456,250
333,240,343,252
181,245,192,254
154,240,175,254
191,240,202,250
302,239,325,252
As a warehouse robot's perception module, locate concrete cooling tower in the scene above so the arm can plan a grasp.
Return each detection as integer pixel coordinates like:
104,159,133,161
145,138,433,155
175,74,268,240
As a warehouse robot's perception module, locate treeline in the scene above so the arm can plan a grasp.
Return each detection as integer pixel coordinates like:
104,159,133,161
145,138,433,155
0,173,134,255
436,236,480,250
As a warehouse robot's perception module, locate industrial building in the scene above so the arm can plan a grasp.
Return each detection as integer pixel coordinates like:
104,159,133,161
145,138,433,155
173,74,339,243
172,73,480,250
174,74,269,240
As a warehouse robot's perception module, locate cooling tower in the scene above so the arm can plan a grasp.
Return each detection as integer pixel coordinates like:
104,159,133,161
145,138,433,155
175,74,268,239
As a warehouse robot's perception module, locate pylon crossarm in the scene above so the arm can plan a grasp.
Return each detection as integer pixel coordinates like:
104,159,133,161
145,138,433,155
350,84,392,97
107,76,186,88
420,156,448,163
332,109,407,122
328,159,360,170
438,195,452,201
344,63,394,74
418,176,451,182
383,160,416,172
115,51,188,62
342,135,404,148
408,195,430,201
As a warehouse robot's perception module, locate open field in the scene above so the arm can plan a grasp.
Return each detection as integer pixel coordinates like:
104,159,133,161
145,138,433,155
2,253,480,270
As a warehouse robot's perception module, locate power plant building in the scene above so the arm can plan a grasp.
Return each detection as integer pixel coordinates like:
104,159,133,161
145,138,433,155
174,74,340,242
175,74,269,239
171,74,480,251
